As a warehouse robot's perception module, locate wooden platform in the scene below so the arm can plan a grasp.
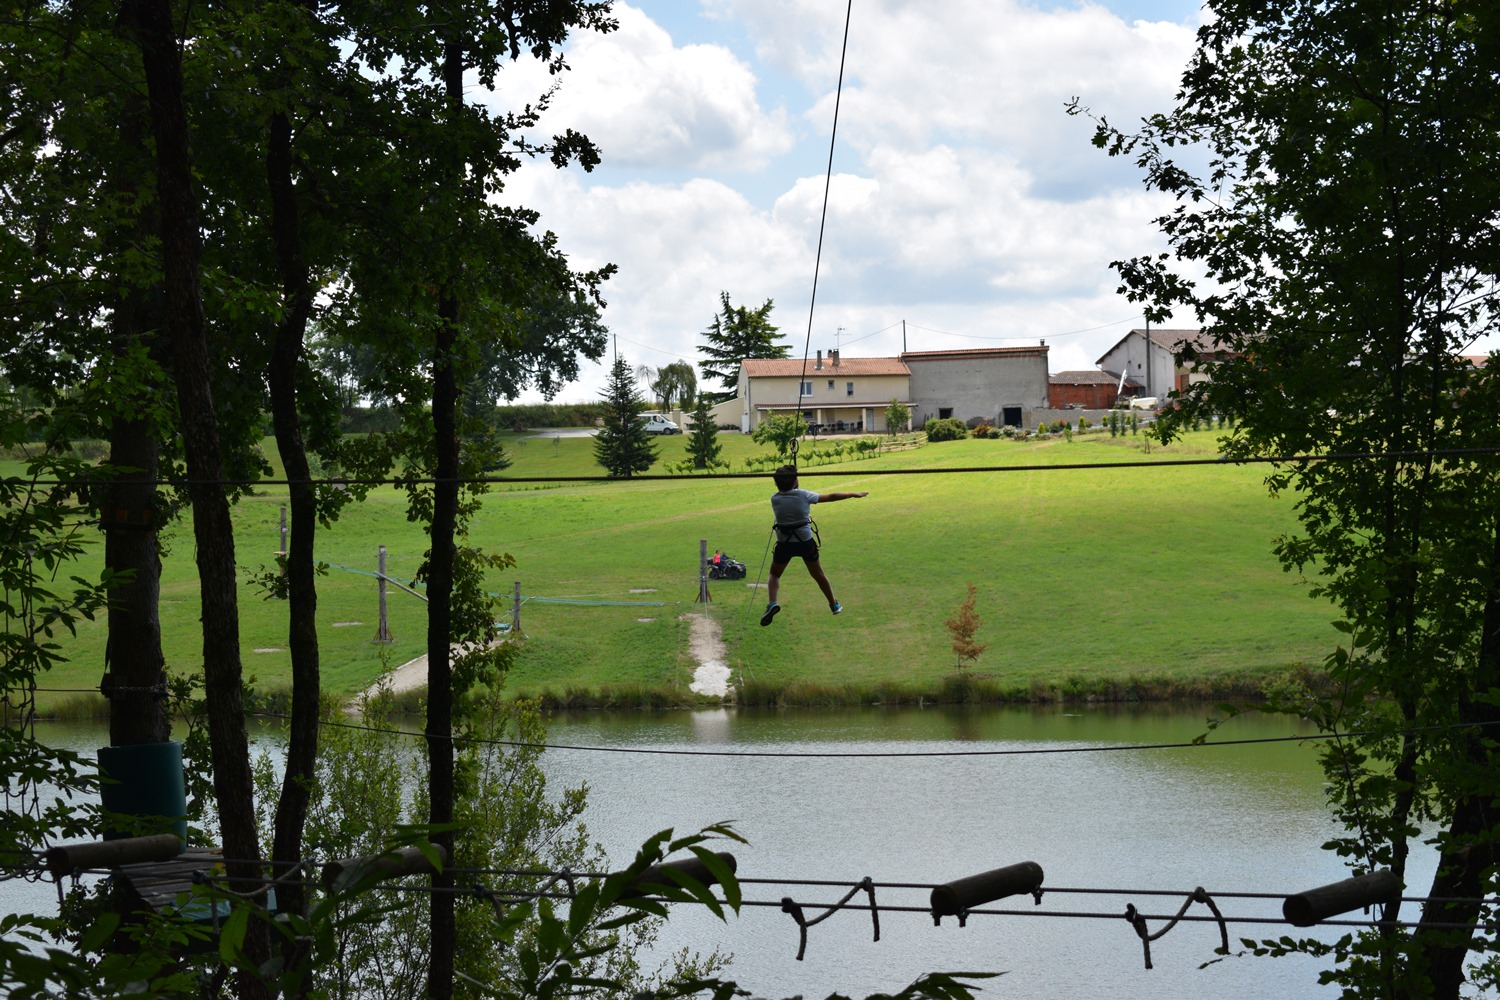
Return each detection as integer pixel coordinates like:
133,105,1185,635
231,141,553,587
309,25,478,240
111,847,233,921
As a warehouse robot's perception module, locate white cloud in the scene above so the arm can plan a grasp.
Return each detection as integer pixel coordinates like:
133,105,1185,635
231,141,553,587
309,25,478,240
485,3,792,170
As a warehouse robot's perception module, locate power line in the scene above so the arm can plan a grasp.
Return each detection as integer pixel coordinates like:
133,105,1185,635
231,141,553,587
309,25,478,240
905,315,1141,343
612,334,698,363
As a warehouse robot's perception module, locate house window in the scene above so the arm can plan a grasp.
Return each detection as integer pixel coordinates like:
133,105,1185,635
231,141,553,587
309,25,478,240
800,381,812,396
846,382,854,396
938,407,953,419
827,379,835,390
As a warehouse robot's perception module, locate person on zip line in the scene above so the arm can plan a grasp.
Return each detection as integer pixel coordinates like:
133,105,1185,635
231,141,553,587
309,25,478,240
761,464,868,626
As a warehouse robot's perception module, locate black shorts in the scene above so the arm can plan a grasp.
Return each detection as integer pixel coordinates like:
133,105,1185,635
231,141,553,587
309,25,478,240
773,537,819,564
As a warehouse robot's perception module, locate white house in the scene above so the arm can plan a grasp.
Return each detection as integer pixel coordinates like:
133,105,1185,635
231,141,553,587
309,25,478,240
735,350,912,432
1096,328,1233,401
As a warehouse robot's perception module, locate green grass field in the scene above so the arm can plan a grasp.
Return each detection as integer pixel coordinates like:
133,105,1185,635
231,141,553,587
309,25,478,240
13,427,1340,711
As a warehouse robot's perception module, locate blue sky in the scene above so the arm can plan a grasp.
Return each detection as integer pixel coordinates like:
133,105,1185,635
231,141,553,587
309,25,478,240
492,0,1211,401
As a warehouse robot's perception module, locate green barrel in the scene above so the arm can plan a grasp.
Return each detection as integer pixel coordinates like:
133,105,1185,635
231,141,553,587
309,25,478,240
97,740,188,846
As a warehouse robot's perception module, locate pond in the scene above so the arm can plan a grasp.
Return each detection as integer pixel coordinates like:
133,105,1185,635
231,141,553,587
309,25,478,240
533,704,1414,999
12,705,1454,999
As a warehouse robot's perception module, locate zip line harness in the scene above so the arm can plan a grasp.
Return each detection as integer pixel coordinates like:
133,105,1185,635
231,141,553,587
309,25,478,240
772,517,821,548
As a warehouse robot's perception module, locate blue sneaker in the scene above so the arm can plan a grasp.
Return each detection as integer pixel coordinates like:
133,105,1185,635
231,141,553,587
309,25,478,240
760,602,781,627
830,601,843,615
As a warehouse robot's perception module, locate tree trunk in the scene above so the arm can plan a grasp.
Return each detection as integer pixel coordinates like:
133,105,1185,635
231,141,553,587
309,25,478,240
103,415,168,746
266,95,319,928
425,32,465,999
1408,516,1500,999
103,85,168,748
121,1,269,993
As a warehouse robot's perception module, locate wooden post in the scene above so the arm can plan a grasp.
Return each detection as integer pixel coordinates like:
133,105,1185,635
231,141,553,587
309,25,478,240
511,581,522,634
274,505,288,598
697,538,711,603
375,545,393,643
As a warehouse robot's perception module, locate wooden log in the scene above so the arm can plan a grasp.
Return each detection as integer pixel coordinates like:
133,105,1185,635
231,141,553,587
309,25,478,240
930,861,1045,924
621,851,738,899
1283,869,1400,927
321,844,447,891
44,834,183,876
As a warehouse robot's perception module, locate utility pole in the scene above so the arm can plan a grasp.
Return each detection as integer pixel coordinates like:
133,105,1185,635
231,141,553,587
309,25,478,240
902,319,907,354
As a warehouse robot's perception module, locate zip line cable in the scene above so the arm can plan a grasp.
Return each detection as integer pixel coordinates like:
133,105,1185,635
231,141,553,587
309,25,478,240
238,710,1500,759
723,527,778,683
23,845,1494,913
17,445,1500,489
21,849,1492,936
20,698,1499,758
789,0,856,469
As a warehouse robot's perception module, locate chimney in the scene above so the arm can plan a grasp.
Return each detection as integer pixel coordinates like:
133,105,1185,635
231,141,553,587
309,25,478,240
815,350,823,370
831,349,840,368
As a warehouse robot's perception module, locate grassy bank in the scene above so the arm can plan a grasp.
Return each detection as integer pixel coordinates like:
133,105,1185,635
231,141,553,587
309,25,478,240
14,428,1340,714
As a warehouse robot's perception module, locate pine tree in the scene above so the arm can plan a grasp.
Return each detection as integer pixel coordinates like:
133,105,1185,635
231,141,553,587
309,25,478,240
685,396,723,470
698,292,789,399
594,354,658,478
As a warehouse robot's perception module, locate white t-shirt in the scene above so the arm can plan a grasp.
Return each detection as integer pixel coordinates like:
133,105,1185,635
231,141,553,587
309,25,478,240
770,488,819,541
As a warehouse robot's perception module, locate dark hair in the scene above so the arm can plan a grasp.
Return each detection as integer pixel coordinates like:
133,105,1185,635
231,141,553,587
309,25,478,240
773,464,799,491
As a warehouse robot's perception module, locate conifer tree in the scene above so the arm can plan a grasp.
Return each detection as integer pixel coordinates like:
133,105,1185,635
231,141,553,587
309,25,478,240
594,354,658,477
686,396,723,469
698,292,789,399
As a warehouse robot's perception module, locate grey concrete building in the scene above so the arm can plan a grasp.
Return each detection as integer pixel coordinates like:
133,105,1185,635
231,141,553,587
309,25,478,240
899,346,1050,428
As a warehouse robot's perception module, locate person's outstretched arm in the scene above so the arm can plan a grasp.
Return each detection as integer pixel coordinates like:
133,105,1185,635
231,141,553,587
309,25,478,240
817,491,869,502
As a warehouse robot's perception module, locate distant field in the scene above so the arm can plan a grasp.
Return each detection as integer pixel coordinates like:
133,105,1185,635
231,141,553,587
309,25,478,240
8,427,1339,710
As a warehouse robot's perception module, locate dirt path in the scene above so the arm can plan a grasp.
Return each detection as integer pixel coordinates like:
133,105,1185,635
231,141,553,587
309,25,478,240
358,613,734,703
357,639,495,703
685,612,731,697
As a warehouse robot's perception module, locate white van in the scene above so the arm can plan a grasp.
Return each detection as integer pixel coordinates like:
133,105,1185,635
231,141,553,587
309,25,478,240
638,413,681,435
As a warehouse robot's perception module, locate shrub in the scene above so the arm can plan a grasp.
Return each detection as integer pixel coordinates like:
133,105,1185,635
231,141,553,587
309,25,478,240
945,583,987,670
971,423,992,438
986,427,1001,439
884,399,910,435
1078,416,1091,431
923,417,969,442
